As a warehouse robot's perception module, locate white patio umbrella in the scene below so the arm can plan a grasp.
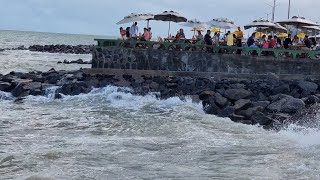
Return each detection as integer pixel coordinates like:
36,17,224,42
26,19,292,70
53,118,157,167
302,26,320,31
181,19,207,36
154,11,187,37
207,18,237,29
244,19,276,30
277,16,319,28
116,13,154,26
180,19,207,29
257,23,287,33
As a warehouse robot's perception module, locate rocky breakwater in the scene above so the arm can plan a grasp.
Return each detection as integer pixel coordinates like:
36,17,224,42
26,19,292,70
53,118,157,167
0,69,320,129
28,44,93,54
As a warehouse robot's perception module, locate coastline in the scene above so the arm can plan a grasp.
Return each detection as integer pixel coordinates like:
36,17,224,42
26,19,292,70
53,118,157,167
1,67,319,130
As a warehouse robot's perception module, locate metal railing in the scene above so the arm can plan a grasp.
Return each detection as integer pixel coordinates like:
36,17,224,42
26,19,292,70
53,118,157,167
94,39,320,60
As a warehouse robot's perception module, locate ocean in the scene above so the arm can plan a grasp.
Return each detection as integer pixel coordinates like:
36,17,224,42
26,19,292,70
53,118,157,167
1,30,320,180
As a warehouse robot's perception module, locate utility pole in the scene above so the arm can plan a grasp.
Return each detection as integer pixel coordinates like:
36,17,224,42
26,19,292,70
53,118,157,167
288,0,291,19
272,0,276,22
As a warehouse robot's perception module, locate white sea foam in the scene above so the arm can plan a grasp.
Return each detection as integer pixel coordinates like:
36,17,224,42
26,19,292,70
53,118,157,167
278,124,320,147
24,85,204,112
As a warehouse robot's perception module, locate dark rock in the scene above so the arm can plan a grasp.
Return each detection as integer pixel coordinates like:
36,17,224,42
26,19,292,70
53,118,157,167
234,99,252,111
218,106,235,118
204,100,220,115
230,114,246,122
252,101,270,108
229,83,245,89
54,93,63,99
213,93,229,108
29,89,43,96
199,90,215,100
11,84,29,97
251,111,273,125
269,94,290,102
166,83,178,88
237,120,253,125
302,95,320,105
224,89,252,101
23,82,42,90
237,106,264,119
271,84,290,95
266,72,280,81
257,92,268,101
0,81,11,91
267,96,305,114
45,73,61,84
297,80,318,96
114,79,131,87
149,82,159,90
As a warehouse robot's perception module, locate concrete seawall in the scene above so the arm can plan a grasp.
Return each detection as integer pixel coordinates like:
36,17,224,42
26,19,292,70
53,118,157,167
91,46,320,79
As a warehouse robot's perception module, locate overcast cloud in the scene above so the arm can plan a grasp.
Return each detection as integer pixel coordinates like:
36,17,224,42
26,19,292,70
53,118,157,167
0,0,319,37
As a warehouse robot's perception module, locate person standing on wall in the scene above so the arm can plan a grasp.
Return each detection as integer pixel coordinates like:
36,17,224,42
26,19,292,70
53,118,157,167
129,22,139,39
235,27,244,47
235,27,244,54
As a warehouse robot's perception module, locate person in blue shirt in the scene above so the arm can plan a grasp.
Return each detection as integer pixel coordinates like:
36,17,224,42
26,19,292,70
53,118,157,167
247,33,256,47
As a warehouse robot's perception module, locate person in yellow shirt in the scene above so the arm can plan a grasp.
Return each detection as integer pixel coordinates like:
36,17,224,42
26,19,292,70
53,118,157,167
227,31,234,46
235,27,244,47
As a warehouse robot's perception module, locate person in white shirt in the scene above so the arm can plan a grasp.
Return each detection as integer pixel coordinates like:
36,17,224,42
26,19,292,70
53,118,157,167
129,22,139,38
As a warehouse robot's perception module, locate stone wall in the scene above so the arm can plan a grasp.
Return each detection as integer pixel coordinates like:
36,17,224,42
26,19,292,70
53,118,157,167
92,47,320,77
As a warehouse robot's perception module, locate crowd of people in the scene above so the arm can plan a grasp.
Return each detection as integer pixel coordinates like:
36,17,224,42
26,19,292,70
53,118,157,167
119,22,153,41
119,22,317,51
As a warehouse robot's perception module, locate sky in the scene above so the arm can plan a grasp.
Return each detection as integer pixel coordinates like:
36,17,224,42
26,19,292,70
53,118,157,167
0,0,320,38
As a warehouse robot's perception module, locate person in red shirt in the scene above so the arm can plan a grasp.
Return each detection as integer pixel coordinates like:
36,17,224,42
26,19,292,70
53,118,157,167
268,35,276,48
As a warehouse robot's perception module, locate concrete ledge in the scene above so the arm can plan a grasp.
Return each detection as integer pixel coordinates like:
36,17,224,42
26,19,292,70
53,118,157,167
84,68,320,81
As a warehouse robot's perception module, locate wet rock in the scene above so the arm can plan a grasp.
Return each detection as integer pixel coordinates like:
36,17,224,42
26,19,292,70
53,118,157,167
302,95,320,105
204,100,220,115
0,81,11,91
234,99,252,111
149,82,159,90
224,88,252,101
218,106,235,118
251,111,273,125
11,84,29,97
271,84,290,95
252,101,270,108
230,114,246,122
297,80,318,96
166,83,178,88
199,90,215,100
45,73,61,84
267,96,305,114
213,93,229,108
114,79,131,87
24,82,42,90
237,106,264,119
54,93,63,99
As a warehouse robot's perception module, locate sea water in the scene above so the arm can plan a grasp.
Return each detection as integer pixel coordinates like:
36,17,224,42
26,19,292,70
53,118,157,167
0,30,320,180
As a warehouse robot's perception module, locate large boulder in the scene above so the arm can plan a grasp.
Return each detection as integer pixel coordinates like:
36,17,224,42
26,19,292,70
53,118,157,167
251,111,273,125
198,90,215,100
224,88,252,101
213,93,229,108
252,101,270,108
234,99,252,111
297,81,318,96
204,100,220,115
267,95,305,114
218,106,235,118
11,84,28,97
0,81,11,91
